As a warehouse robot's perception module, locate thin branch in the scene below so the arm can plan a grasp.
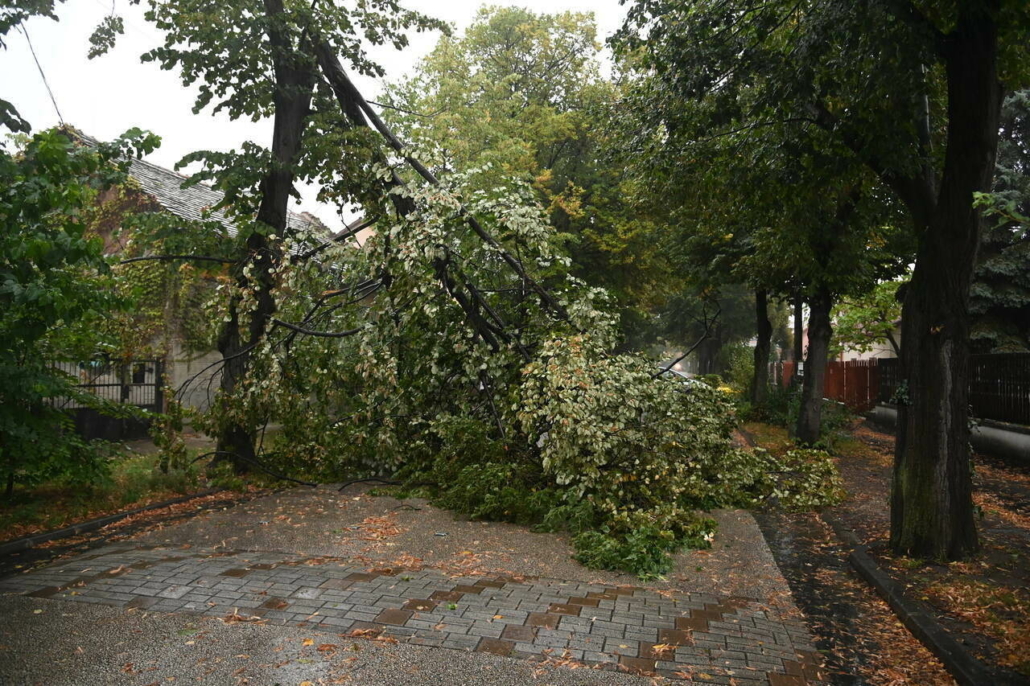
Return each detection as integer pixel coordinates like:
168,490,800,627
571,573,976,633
367,100,445,119
295,217,377,261
118,254,237,266
653,301,722,379
338,478,400,492
190,450,318,487
886,329,901,358
271,318,363,338
175,341,261,399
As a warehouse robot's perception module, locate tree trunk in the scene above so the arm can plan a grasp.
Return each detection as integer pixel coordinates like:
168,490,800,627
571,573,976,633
215,0,314,474
750,288,772,406
796,288,832,445
792,292,804,386
697,335,722,376
890,7,1001,559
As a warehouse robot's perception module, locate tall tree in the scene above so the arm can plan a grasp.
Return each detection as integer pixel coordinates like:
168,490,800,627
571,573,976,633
134,0,444,471
618,76,907,435
382,7,674,346
616,0,1030,559
971,90,1030,353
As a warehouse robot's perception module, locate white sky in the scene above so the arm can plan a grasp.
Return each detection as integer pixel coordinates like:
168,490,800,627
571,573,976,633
2,0,626,230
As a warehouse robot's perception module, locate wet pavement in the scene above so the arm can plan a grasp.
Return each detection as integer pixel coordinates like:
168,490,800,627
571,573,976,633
1,484,831,685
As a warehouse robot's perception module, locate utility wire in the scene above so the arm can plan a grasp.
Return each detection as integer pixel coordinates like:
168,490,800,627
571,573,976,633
19,24,64,124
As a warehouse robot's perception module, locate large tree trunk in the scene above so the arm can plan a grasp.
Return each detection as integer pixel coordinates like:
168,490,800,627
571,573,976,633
891,8,1001,559
750,288,772,406
792,292,804,386
215,0,314,474
795,288,832,445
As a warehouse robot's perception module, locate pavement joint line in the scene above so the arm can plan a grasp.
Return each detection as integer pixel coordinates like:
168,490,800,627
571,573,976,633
0,542,830,684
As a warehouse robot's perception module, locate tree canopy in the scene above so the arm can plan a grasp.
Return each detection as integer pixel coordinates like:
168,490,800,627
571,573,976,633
382,7,675,345
614,0,1030,558
971,90,1030,353
0,128,159,494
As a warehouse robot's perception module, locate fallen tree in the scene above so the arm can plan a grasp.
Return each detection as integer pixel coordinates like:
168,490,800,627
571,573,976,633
120,0,844,577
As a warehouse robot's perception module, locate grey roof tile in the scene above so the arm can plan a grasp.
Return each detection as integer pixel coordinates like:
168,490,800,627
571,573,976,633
76,130,328,239
125,155,327,238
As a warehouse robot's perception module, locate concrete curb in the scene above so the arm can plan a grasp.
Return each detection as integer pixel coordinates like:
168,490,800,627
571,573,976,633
823,514,1007,685
824,492,1010,685
739,423,1014,685
846,545,1005,686
0,488,223,558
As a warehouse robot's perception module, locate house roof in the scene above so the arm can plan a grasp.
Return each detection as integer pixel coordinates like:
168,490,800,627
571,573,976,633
125,154,328,238
75,130,329,239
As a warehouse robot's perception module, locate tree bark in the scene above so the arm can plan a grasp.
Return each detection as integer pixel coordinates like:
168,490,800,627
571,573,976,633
750,288,772,406
697,335,722,376
215,0,314,474
890,7,1001,559
792,292,804,386
795,288,832,445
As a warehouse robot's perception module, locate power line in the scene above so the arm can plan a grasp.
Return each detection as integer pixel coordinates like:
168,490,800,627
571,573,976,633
19,24,64,124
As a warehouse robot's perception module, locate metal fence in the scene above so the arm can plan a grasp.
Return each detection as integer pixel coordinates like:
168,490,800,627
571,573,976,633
48,359,165,440
49,359,164,410
968,353,1030,425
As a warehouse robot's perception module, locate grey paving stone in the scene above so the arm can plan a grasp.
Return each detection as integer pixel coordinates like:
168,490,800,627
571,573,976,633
157,585,191,599
5,540,822,681
467,623,504,638
623,627,659,642
441,635,480,651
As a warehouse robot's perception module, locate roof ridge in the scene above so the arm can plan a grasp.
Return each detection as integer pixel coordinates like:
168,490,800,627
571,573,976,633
71,127,329,232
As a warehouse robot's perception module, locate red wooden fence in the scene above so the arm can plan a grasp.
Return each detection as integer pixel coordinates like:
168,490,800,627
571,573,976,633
770,354,1030,425
769,359,882,413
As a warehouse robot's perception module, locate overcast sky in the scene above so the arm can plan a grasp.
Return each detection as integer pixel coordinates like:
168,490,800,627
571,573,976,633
2,0,627,230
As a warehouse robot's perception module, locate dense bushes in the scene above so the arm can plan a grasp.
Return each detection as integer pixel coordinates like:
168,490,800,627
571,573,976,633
1,129,159,496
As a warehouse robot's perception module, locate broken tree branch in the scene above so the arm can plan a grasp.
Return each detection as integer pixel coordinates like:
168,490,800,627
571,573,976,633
271,318,363,338
652,301,722,379
312,41,572,324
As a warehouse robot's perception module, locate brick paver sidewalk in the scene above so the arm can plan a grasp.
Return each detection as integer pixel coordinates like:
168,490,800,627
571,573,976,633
0,543,828,684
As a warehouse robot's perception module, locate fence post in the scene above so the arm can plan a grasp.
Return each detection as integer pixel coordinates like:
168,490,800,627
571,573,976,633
154,359,165,413
120,362,131,403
